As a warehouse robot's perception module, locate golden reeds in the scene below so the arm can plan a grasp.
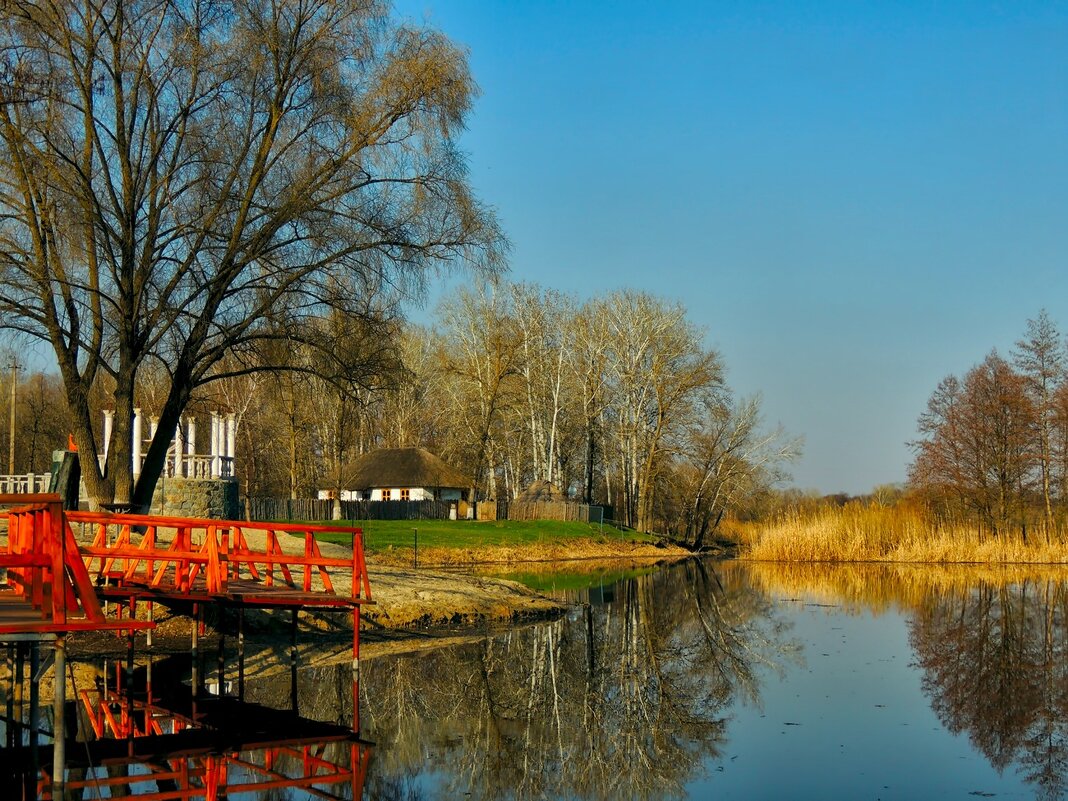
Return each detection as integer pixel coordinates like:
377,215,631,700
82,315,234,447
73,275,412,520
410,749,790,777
734,504,1068,564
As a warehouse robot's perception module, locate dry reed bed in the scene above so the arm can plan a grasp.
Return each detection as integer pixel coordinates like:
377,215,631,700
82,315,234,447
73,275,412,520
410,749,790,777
736,506,1068,565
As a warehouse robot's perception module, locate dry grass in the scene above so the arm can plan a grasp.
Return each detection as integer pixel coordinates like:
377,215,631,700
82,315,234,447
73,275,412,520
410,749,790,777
368,538,691,568
733,504,1068,565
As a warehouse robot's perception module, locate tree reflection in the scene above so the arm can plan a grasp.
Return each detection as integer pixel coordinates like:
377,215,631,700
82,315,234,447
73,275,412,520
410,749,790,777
910,579,1068,800
358,559,792,800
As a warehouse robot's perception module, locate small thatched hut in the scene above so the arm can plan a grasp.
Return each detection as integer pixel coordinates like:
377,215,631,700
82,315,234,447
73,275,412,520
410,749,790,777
342,447,470,502
514,480,569,503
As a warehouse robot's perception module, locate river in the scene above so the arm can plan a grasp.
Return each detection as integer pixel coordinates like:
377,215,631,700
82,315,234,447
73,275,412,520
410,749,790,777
349,559,1067,800
11,559,1068,799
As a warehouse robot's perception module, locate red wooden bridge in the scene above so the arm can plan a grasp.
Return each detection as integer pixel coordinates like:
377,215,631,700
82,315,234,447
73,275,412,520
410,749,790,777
0,493,374,798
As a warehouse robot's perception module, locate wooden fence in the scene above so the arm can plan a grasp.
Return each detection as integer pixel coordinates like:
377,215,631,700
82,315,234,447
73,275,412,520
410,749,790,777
245,497,610,524
481,500,611,523
244,497,457,522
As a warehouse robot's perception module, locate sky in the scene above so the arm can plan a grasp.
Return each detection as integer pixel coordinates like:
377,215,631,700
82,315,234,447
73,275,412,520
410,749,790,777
393,0,1068,495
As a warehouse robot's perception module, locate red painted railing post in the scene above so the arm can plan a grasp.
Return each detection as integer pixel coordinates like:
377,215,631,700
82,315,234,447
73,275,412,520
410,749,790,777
50,501,66,624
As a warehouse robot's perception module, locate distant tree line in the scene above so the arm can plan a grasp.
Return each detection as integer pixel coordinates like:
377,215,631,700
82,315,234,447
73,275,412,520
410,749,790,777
909,311,1068,540
0,361,71,475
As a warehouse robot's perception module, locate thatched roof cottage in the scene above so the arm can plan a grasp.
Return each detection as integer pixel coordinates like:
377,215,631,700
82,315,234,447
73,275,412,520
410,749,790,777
339,447,470,502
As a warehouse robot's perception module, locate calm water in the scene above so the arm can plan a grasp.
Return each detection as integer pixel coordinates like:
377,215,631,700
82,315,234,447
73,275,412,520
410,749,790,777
11,560,1068,799
351,560,1067,800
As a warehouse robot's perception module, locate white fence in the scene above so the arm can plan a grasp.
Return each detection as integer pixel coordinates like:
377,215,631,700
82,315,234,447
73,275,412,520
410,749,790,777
96,453,234,480
0,473,52,494
162,454,234,480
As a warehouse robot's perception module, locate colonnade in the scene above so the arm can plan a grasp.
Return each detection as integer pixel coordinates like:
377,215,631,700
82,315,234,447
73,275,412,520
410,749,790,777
100,410,237,479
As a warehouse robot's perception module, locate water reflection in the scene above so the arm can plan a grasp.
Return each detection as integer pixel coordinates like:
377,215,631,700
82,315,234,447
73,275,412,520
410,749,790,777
7,559,1066,799
359,560,795,800
911,578,1068,801
0,651,370,799
730,560,1068,800
357,560,1068,800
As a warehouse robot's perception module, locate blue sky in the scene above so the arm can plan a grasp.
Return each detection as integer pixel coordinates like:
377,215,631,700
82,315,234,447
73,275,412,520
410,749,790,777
396,0,1068,494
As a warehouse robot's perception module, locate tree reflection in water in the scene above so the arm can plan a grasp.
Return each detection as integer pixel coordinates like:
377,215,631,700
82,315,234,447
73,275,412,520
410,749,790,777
358,559,793,800
910,579,1068,801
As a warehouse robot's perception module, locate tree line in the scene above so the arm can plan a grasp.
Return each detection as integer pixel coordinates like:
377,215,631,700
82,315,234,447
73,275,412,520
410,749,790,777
180,282,797,546
909,310,1068,539
1,281,797,545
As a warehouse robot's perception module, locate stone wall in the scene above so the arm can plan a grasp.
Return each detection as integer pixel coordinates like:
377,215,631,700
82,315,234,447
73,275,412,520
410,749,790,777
150,477,241,520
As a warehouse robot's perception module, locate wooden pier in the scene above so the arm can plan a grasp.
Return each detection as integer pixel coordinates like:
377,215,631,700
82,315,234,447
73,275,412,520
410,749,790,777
0,493,373,798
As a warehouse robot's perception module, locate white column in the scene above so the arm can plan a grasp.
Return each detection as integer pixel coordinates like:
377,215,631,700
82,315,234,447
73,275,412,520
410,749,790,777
226,413,236,460
102,410,114,463
186,420,195,476
174,416,184,478
187,417,196,477
132,408,143,478
225,413,236,479
150,416,159,475
210,412,220,478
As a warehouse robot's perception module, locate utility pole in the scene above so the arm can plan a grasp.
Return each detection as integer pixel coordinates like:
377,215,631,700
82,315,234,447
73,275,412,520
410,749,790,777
8,358,18,474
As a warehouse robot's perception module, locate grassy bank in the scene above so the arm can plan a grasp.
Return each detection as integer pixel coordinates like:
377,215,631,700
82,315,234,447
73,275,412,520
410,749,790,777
305,518,681,566
732,504,1068,564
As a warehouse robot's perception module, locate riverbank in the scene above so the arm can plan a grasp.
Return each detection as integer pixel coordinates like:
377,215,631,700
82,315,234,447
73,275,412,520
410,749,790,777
368,536,694,568
55,532,693,670
0,515,698,678
353,535,694,629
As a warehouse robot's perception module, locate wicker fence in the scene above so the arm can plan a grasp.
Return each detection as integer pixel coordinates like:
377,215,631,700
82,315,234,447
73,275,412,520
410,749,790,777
481,500,611,523
244,497,457,522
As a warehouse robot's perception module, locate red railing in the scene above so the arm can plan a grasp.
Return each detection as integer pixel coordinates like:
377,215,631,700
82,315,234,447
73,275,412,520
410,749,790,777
68,511,372,605
0,494,147,632
43,685,371,801
44,742,370,801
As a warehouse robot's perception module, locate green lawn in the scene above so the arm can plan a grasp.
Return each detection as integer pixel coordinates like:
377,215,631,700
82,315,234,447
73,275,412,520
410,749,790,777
303,518,649,552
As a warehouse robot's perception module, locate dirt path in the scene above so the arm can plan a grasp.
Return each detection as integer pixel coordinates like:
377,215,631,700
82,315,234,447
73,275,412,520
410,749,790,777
207,526,570,628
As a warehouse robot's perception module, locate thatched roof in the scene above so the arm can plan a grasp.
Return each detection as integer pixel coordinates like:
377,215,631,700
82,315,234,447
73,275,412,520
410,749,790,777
348,447,470,490
515,480,568,503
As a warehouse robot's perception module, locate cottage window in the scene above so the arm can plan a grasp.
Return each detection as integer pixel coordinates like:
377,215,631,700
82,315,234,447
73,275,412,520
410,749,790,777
400,488,410,501
382,489,391,501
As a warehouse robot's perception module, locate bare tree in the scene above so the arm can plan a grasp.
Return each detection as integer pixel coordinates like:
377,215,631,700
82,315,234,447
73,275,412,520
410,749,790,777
0,0,502,508
1014,310,1065,539
602,291,722,530
567,300,612,504
669,393,800,549
911,352,1037,537
437,284,520,499
510,283,573,487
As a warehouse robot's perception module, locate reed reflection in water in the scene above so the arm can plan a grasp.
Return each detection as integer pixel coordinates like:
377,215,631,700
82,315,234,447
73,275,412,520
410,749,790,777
734,560,1068,800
